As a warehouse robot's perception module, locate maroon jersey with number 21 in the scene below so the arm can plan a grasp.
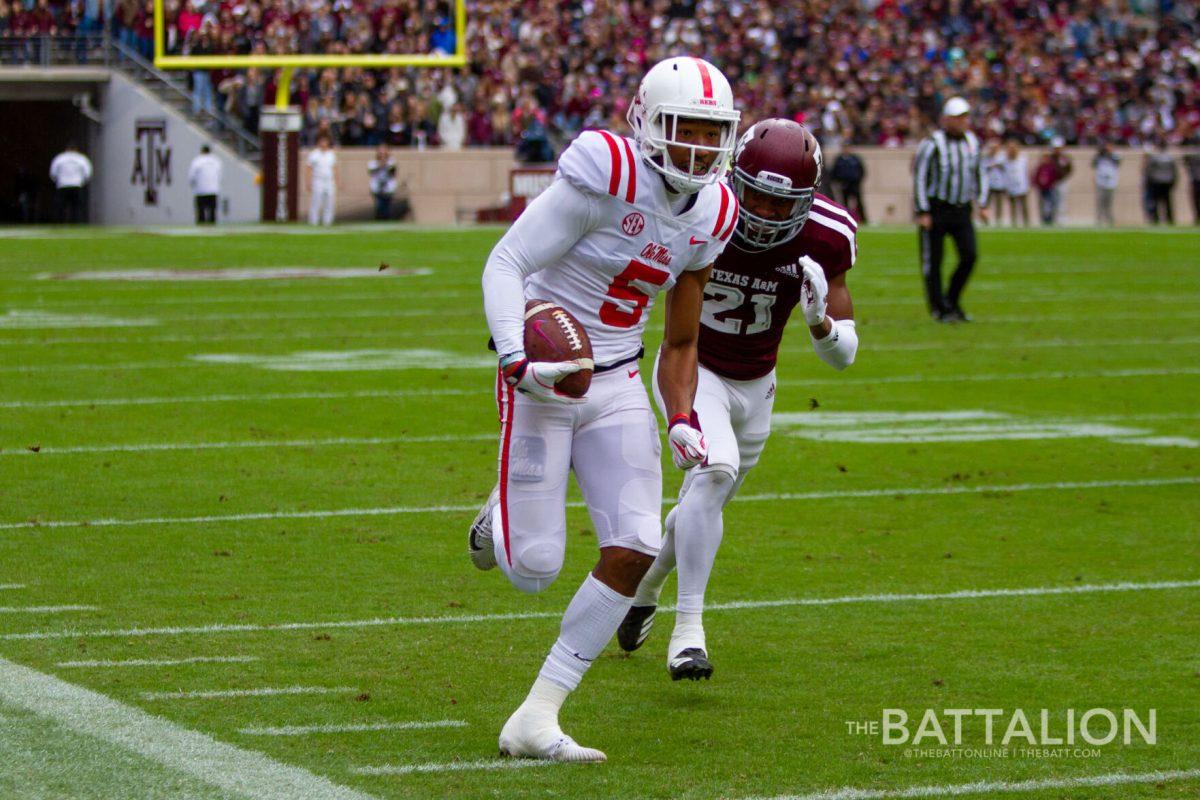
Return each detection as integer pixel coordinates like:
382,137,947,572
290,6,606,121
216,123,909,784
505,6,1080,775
698,193,858,381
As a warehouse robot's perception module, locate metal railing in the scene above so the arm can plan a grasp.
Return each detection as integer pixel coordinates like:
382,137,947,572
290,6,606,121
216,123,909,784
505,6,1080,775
0,35,260,161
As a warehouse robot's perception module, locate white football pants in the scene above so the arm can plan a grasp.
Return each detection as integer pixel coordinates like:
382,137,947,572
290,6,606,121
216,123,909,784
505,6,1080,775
309,181,335,226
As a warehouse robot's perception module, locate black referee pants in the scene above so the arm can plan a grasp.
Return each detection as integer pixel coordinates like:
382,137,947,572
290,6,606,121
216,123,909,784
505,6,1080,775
919,201,976,314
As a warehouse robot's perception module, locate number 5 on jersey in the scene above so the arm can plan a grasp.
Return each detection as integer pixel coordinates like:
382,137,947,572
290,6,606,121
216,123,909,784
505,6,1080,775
600,259,671,329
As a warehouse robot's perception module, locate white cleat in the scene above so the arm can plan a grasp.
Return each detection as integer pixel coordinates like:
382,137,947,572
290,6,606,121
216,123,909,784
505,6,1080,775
498,706,607,763
468,485,500,571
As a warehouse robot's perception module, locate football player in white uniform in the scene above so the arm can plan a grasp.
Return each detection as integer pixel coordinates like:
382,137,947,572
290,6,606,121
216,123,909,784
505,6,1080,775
618,119,859,680
469,57,741,762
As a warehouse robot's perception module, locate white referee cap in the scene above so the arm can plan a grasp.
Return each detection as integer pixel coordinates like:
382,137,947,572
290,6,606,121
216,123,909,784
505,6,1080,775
942,97,970,117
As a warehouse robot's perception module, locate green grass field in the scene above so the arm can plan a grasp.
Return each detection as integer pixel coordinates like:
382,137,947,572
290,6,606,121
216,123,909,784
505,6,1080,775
0,224,1197,800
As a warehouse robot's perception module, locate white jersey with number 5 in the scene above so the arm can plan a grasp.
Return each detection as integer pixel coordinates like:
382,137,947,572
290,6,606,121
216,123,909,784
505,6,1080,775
486,130,738,366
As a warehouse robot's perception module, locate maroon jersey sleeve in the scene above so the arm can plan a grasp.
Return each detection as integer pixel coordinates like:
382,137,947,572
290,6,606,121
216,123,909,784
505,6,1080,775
697,193,857,381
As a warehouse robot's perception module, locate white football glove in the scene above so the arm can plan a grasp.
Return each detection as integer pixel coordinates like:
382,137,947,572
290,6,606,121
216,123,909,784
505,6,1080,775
500,354,585,405
667,413,707,470
799,256,829,327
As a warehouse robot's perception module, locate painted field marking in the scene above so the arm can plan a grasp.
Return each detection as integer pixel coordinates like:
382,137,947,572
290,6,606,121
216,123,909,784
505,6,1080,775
239,720,467,736
771,410,1199,448
23,289,475,307
190,349,495,372
0,605,98,614
4,579,1197,642
0,584,25,590
141,685,356,701
785,336,1200,354
778,365,1200,388
351,759,557,775
4,433,495,457
36,267,432,282
0,387,488,410
0,310,157,329
3,476,1195,533
745,767,1200,800
0,327,480,347
57,655,259,668
0,655,380,800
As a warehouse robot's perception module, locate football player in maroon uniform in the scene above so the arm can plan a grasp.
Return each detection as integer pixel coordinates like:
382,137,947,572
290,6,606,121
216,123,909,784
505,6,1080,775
618,119,859,680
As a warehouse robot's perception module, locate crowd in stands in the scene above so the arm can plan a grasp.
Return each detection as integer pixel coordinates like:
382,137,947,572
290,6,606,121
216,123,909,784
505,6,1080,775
3,0,1199,155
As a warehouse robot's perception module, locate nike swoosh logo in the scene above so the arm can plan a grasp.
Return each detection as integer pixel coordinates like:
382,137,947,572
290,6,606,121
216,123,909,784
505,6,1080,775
628,369,639,378
689,236,707,246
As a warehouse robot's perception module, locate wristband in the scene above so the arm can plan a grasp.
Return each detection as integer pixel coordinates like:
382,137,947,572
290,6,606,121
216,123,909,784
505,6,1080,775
811,319,858,371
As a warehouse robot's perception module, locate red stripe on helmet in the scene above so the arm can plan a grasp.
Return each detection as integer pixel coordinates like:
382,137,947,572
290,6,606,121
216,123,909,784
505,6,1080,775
597,130,622,198
692,57,714,99
619,136,637,203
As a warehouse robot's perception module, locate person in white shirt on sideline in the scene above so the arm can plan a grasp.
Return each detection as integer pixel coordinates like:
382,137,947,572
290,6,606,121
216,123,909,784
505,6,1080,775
367,144,397,220
188,144,222,225
438,102,467,151
49,143,93,223
1092,143,1120,226
1002,138,1030,227
306,133,338,225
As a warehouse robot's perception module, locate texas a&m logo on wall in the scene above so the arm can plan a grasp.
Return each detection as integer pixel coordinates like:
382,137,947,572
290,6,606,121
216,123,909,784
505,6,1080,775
131,118,171,206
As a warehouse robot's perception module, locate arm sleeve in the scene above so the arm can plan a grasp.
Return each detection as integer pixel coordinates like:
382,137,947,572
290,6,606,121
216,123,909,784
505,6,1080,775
482,178,597,357
913,139,934,212
82,156,92,182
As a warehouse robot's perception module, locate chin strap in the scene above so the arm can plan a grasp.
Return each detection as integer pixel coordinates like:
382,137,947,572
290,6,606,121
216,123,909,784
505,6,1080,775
811,319,858,371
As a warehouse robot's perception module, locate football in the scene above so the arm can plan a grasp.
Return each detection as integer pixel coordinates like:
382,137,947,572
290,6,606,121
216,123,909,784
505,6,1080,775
524,299,594,398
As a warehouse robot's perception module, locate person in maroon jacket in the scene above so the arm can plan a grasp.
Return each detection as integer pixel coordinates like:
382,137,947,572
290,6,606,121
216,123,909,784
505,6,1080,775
618,119,859,680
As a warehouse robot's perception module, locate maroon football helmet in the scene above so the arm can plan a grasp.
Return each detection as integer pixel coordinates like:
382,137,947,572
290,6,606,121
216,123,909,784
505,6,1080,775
729,119,823,249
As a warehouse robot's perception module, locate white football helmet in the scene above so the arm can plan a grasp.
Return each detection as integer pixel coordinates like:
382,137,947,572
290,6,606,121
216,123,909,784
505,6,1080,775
626,56,740,194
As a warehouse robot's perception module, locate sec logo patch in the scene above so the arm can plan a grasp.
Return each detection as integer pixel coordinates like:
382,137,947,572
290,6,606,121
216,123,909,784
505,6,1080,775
621,212,645,236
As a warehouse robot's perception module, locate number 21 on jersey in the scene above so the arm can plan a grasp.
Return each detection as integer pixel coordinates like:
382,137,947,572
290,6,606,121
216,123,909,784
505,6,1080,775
701,285,776,335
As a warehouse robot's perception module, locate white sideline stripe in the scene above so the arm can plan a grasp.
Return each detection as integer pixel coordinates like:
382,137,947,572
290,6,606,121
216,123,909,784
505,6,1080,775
5,433,495,456
240,720,467,736
141,685,356,701
0,605,97,614
57,655,259,668
0,387,487,410
4,579,1196,642
778,365,1200,388
28,290,475,308
798,336,1200,354
3,476,1194,532
351,759,557,775
0,655,380,800
748,767,1200,800
0,328,478,347
0,583,25,590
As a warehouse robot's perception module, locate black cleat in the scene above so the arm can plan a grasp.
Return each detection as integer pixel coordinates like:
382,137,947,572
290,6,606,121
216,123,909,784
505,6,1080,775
617,605,657,652
668,648,714,681
946,305,972,322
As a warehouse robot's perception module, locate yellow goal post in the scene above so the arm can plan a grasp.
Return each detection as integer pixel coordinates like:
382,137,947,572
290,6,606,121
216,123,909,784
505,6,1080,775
153,0,467,108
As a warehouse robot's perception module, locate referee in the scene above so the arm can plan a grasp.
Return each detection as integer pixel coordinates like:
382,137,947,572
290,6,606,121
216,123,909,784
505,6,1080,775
914,97,988,322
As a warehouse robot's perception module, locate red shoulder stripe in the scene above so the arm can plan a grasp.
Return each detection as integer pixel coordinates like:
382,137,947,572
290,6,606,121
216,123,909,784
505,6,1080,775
597,130,622,198
720,190,739,241
619,136,637,203
711,183,730,237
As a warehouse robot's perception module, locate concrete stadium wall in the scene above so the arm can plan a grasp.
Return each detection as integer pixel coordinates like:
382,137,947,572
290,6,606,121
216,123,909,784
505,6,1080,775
93,72,259,225
305,144,1197,227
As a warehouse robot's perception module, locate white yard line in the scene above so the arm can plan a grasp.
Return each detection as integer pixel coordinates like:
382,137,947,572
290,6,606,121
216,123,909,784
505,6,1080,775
778,366,1200,388
0,605,98,614
239,720,467,736
141,686,356,701
4,579,1196,642
57,656,259,668
0,328,476,347
3,433,495,456
745,767,1200,800
0,655,380,800
2,476,1194,532
0,387,488,409
0,584,25,590
350,759,558,775
797,336,1200,353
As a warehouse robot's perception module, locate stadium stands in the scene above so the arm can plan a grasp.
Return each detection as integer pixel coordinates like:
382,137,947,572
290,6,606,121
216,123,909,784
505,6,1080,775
2,1,1198,152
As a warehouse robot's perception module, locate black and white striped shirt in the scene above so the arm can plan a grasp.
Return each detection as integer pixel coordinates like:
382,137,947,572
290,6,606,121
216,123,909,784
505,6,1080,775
913,130,988,211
